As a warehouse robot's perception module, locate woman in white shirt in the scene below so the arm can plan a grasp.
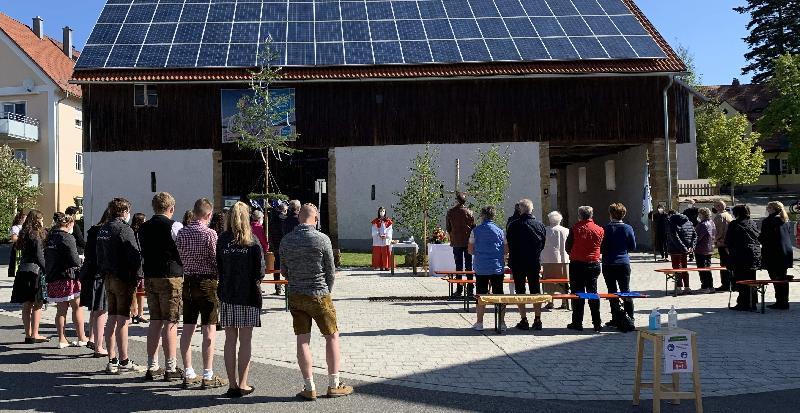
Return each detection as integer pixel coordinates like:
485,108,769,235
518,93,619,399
541,211,570,310
8,211,26,278
370,207,394,271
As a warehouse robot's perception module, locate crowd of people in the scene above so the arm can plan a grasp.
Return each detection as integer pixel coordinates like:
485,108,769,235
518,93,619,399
445,193,795,333
8,193,352,400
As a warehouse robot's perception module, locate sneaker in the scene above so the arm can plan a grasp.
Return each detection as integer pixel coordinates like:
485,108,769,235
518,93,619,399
767,303,790,310
202,375,228,389
145,368,165,380
566,323,584,331
86,341,96,350
183,375,202,388
472,322,484,331
682,288,694,295
515,318,530,330
532,319,543,331
163,368,185,382
297,389,317,401
131,316,140,324
704,288,716,294
326,384,354,398
106,362,119,374
499,323,508,333
118,360,147,374
58,341,78,349
593,324,603,333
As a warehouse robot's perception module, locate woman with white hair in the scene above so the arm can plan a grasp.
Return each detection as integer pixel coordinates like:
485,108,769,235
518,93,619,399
541,211,570,310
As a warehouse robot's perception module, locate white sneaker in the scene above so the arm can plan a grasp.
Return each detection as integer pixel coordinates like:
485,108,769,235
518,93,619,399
472,322,484,331
117,360,147,374
58,341,78,349
106,362,119,374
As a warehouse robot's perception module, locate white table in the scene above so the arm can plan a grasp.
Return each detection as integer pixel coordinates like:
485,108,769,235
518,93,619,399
427,243,456,276
390,242,419,275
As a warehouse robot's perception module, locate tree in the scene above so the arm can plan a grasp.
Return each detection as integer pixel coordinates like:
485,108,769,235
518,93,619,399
675,44,702,87
392,145,446,254
734,0,800,83
466,145,512,221
229,40,299,200
0,145,39,237
758,54,800,169
697,110,765,203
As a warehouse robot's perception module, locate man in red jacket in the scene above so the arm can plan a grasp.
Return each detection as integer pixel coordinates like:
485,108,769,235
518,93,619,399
565,206,605,332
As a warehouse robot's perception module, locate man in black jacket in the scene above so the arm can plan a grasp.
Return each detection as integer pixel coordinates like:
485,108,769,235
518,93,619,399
138,192,184,381
282,200,301,236
96,197,145,375
667,211,697,295
506,199,547,330
268,202,288,295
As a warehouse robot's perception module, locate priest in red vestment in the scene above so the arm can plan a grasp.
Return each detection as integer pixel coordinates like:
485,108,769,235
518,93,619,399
371,207,393,271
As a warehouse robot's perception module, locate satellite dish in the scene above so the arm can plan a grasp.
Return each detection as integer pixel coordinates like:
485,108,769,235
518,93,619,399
22,79,34,92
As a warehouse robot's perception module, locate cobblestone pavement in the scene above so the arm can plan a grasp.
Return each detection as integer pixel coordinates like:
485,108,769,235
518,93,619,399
1,254,799,402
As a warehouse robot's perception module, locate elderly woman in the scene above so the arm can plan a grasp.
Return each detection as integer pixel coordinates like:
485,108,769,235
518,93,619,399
725,205,761,311
370,207,393,271
468,206,507,332
541,211,570,310
759,201,793,310
694,208,716,294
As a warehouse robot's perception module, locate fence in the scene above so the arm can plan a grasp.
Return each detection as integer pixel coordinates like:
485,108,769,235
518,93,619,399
678,183,720,197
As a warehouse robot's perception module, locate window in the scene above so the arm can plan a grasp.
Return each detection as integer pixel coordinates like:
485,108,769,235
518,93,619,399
578,166,587,193
74,107,82,128
2,101,26,116
605,160,616,191
13,149,27,165
764,159,791,175
75,152,83,173
134,84,158,107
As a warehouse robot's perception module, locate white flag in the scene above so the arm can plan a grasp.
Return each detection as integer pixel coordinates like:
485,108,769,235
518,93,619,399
641,163,652,231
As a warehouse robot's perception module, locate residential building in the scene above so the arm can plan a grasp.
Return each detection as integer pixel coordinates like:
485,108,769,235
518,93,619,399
0,13,83,221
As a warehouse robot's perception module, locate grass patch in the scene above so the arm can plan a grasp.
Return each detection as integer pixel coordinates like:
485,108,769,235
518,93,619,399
338,250,406,268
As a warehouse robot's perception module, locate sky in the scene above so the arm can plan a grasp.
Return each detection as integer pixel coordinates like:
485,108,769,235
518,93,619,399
0,0,754,86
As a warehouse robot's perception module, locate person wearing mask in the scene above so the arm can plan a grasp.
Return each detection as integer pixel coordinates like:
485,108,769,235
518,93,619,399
541,211,570,310
713,201,734,292
667,210,697,295
566,206,604,333
282,200,301,236
445,192,475,297
280,203,353,400
759,201,793,310
468,206,507,332
268,203,288,295
600,203,636,327
370,207,394,271
648,204,669,261
96,198,146,374
176,198,227,389
10,210,48,343
725,205,761,311
80,209,111,357
506,199,546,331
8,211,26,278
130,213,148,324
65,206,86,255
46,212,89,348
683,199,700,226
217,202,266,398
137,192,185,381
694,208,717,294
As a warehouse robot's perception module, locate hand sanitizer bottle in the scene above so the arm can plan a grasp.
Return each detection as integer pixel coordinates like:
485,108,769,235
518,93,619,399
649,308,661,331
668,306,678,329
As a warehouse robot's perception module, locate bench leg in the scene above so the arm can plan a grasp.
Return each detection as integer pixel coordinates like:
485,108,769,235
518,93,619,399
760,286,766,314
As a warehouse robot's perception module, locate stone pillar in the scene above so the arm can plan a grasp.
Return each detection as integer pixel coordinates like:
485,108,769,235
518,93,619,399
539,142,551,219
648,139,679,210
327,148,339,250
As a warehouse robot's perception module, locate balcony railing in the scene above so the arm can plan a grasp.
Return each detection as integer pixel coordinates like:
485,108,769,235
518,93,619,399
0,112,40,142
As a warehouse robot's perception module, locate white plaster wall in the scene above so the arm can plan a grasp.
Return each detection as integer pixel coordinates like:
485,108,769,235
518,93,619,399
334,142,541,250
565,145,652,249
83,149,215,227
678,95,699,180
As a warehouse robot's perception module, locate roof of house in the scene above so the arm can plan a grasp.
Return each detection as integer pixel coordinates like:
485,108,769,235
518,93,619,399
71,0,685,83
0,12,81,96
699,83,773,124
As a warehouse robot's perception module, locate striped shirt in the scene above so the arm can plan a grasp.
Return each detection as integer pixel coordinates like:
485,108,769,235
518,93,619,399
176,221,218,278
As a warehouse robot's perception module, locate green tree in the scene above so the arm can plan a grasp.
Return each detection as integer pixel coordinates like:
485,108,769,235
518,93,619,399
392,145,446,253
734,0,800,83
466,145,512,221
675,44,702,87
0,145,39,237
757,54,800,169
229,40,298,199
697,110,765,202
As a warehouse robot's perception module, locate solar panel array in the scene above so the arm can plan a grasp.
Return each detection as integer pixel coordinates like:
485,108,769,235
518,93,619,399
76,0,667,69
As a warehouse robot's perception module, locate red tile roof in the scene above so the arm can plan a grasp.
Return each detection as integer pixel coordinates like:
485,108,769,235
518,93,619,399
699,83,774,124
71,0,685,83
0,12,81,96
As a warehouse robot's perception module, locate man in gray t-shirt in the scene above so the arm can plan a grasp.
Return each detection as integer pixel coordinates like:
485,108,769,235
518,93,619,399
279,203,353,401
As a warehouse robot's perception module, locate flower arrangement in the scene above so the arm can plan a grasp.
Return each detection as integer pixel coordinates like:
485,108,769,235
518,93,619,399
429,227,448,244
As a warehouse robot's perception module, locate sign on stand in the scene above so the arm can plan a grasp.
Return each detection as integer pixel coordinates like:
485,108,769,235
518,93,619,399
664,334,693,373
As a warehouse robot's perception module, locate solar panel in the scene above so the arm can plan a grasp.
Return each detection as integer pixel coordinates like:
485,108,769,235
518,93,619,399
77,0,667,69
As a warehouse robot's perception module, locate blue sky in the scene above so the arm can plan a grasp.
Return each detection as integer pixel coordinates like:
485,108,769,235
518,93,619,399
0,0,752,85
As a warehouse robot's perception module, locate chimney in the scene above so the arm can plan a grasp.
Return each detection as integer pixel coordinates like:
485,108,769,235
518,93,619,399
32,16,44,39
62,26,73,58
732,78,741,86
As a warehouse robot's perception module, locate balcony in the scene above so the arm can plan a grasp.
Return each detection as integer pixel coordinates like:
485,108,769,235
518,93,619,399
0,112,39,142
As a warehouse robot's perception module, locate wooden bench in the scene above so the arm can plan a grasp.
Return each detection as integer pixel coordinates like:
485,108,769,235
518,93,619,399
735,279,799,313
262,269,288,311
437,270,570,310
654,267,727,297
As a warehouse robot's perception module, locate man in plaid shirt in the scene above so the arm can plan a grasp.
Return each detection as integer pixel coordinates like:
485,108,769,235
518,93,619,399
176,198,227,389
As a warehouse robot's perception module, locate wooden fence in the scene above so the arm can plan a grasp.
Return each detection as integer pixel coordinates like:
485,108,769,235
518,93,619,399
678,183,720,197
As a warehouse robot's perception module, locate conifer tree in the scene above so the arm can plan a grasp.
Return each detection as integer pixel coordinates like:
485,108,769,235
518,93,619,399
734,0,800,83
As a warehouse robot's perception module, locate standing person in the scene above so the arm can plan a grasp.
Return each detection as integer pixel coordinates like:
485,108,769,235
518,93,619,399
566,206,605,333
280,203,353,400
694,208,717,294
506,200,546,331
8,211,27,278
649,205,669,261
210,212,226,235
65,206,86,255
600,203,637,327
725,205,761,311
713,201,735,292
370,207,393,271
468,206,507,332
251,210,269,255
130,213,147,324
80,209,111,357
137,192,185,381
267,203,288,295
10,210,48,343
759,201,793,310
683,199,700,226
176,198,227,389
181,210,194,227
445,192,475,297
96,198,146,374
282,200,301,236
667,210,697,295
45,212,88,348
218,202,266,398
541,211,570,310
